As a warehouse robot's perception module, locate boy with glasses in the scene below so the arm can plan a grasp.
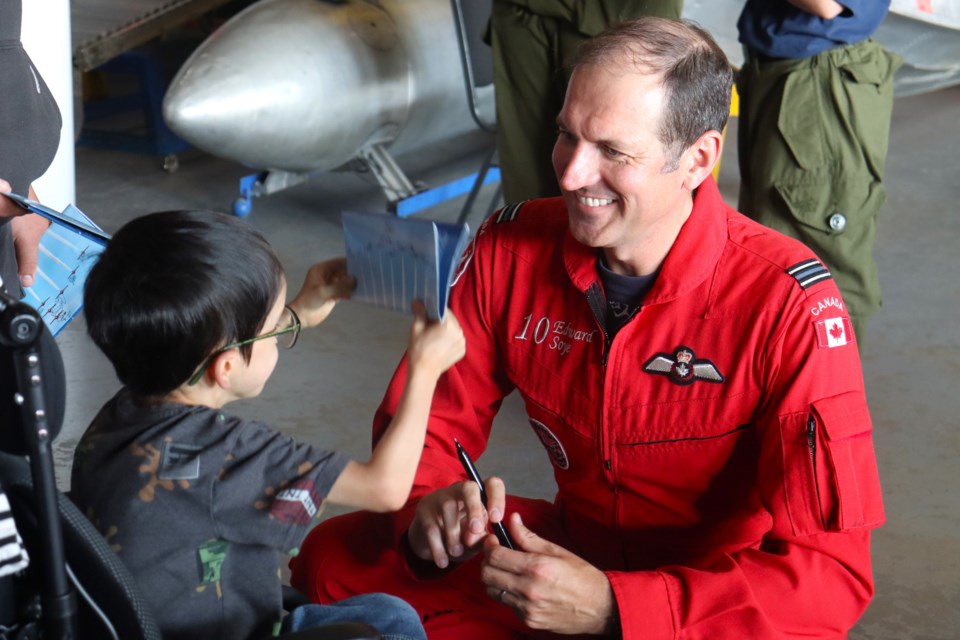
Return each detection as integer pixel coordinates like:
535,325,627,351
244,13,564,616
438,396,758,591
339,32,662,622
72,209,465,640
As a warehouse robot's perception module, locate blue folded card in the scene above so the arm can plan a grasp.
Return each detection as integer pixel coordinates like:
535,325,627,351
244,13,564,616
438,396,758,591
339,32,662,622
342,211,472,321
2,192,110,335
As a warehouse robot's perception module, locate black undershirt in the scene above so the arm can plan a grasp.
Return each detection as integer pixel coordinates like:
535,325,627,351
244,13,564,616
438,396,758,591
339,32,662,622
597,256,657,337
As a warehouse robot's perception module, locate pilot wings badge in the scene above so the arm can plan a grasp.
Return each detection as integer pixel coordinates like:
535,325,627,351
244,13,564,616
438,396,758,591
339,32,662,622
642,345,725,386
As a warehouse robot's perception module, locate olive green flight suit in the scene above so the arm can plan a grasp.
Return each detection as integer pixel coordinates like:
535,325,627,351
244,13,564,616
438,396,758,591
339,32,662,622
737,39,901,342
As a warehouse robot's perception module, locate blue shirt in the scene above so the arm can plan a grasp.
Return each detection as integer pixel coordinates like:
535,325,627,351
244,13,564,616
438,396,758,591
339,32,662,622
738,0,890,60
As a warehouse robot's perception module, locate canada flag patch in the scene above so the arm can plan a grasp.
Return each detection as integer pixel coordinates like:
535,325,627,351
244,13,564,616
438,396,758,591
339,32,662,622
815,317,855,349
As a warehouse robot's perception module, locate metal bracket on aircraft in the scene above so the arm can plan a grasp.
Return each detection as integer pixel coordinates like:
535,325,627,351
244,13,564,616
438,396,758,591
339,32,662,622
357,144,420,208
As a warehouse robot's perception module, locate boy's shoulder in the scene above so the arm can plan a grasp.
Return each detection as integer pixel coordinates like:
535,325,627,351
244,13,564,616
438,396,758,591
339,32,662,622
74,389,244,478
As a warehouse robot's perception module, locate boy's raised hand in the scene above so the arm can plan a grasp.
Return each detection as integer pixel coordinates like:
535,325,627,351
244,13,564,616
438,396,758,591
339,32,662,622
289,257,356,328
406,301,466,378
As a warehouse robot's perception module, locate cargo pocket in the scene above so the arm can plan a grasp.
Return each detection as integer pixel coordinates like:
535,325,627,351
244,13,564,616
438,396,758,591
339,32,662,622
773,172,884,237
779,391,884,537
774,172,885,316
813,392,884,530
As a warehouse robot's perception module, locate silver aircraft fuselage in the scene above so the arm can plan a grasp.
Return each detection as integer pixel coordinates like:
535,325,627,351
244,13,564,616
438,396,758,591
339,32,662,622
163,0,488,173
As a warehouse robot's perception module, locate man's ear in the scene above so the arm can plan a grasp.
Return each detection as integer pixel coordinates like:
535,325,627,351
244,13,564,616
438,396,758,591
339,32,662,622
210,349,240,389
681,129,723,191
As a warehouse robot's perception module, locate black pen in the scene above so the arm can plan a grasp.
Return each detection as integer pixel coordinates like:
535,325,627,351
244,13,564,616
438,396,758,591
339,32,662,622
0,192,111,246
454,438,515,549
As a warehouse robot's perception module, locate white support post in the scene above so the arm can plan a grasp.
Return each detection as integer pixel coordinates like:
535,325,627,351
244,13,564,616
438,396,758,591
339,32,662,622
21,0,76,209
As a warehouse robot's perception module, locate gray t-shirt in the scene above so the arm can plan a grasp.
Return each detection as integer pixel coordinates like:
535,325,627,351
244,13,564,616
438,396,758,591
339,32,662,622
71,389,350,640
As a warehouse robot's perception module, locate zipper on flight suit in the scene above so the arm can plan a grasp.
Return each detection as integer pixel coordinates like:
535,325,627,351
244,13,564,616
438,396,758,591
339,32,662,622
807,414,825,528
585,283,615,491
585,283,613,367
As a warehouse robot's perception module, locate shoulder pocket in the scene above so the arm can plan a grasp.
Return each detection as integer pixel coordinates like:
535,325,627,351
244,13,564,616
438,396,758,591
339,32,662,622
813,391,884,531
778,391,884,536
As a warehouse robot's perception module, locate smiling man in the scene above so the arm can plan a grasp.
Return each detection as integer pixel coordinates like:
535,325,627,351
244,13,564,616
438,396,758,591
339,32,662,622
294,17,883,639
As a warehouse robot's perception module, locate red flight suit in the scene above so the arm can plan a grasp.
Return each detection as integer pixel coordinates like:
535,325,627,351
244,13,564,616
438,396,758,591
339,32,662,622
292,178,883,639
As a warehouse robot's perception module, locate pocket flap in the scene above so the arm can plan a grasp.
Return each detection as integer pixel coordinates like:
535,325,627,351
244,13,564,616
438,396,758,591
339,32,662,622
813,391,872,441
813,391,883,530
839,47,901,86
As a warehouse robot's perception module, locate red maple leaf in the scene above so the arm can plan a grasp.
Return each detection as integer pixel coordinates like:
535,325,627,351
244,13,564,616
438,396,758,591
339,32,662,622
830,322,844,340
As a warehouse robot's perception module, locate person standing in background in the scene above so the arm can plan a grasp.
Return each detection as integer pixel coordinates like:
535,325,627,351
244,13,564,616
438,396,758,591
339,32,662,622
0,0,63,297
736,0,901,344
488,0,683,204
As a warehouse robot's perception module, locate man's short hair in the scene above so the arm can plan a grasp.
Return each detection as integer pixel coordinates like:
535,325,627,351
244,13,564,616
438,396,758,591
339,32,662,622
568,17,733,169
83,210,284,397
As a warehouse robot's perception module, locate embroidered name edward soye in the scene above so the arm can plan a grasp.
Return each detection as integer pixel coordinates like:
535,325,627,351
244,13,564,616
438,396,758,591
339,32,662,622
643,345,725,386
786,259,832,289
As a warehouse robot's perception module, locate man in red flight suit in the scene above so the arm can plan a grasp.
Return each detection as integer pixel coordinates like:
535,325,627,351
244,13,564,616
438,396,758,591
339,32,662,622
292,17,883,639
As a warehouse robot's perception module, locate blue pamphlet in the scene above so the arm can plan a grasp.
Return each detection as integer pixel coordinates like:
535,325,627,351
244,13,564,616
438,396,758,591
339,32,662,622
342,211,472,321
1,192,110,336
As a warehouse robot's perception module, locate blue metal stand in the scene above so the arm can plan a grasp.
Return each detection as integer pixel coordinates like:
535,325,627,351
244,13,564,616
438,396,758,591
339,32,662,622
79,50,189,169
393,167,500,218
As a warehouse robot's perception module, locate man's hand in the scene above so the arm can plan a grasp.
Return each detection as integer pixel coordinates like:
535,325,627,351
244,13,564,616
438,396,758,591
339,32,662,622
10,213,51,288
480,513,617,636
407,475,507,569
288,257,356,328
1,181,52,288
0,179,22,219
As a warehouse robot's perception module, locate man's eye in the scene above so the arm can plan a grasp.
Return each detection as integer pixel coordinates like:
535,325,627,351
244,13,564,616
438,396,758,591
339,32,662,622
603,145,623,159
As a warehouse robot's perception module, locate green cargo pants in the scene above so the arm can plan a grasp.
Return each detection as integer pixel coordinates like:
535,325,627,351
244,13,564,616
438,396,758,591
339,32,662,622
737,39,901,342
488,0,683,204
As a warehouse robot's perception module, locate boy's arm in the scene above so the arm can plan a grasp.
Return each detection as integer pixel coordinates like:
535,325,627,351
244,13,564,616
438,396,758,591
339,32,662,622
325,305,465,512
325,364,442,511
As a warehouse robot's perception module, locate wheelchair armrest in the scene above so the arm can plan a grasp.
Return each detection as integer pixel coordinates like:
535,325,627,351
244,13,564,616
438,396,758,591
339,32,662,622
282,584,312,611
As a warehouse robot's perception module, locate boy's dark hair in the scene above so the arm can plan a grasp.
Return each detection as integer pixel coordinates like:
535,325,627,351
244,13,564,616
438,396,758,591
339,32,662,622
84,210,284,397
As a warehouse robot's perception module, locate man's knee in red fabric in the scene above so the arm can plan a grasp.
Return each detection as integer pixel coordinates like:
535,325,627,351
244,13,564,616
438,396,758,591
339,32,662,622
291,510,397,601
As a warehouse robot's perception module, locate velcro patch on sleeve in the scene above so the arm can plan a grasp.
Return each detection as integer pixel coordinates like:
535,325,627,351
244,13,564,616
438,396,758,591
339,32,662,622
786,259,832,289
494,201,526,224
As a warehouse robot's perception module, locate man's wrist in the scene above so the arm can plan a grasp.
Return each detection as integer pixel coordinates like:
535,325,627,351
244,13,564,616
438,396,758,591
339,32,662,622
603,601,621,637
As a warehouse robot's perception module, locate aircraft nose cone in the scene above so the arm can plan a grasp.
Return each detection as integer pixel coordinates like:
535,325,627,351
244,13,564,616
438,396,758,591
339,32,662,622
163,0,410,172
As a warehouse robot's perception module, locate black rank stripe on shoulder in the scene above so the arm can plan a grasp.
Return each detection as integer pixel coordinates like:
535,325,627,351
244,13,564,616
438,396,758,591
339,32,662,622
786,259,832,289
495,201,525,224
